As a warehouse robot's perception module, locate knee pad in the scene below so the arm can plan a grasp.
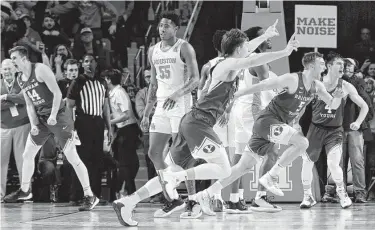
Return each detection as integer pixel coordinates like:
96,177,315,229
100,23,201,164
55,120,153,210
244,145,262,164
64,146,82,167
327,145,342,169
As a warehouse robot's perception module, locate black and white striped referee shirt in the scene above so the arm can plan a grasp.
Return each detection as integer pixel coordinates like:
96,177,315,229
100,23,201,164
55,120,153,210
67,74,108,116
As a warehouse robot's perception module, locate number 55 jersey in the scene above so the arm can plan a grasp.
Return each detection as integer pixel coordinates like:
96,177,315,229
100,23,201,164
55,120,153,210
150,39,192,134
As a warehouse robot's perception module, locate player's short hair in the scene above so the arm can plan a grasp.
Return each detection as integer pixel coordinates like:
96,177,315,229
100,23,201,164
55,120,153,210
221,29,248,56
8,46,28,58
212,30,227,52
159,11,180,27
244,26,263,41
101,69,122,86
302,52,324,68
82,53,97,62
64,59,79,70
326,51,343,65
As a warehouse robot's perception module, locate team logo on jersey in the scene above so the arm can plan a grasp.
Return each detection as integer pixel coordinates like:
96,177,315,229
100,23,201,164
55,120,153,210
203,144,216,153
273,126,283,136
269,124,290,145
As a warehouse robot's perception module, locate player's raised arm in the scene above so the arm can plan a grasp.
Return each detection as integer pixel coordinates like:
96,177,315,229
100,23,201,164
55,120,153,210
225,33,300,72
345,81,369,130
314,80,342,110
234,73,295,100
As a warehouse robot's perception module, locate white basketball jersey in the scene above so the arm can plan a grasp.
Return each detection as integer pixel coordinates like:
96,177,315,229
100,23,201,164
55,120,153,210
237,68,260,105
152,39,190,106
260,71,279,108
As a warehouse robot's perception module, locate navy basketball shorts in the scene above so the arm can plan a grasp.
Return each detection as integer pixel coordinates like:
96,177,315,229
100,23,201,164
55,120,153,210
248,112,297,157
167,110,228,169
30,106,74,151
305,123,343,162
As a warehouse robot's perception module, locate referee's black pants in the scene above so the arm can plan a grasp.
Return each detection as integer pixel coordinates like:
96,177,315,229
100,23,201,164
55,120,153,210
112,123,140,195
70,114,105,201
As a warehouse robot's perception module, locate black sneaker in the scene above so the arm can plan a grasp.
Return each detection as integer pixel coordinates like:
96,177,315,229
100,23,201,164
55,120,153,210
78,195,99,211
250,196,282,213
354,192,367,203
225,201,251,214
321,192,334,203
154,198,186,218
180,200,202,219
3,188,32,203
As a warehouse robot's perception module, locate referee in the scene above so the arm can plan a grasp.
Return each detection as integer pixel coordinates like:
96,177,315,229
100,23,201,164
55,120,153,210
67,54,113,202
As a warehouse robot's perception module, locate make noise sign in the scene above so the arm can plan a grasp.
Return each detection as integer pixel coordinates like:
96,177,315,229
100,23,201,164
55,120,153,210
295,5,337,48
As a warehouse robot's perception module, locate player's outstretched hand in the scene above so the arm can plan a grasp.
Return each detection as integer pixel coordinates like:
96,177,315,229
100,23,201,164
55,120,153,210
264,19,280,39
285,32,300,55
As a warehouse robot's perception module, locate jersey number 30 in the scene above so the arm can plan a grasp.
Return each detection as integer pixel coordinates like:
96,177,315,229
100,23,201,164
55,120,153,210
27,89,41,102
159,65,171,79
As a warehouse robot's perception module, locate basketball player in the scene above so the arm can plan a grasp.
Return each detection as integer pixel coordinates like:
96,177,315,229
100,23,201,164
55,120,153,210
158,23,301,209
300,53,368,209
197,51,346,213
112,21,297,226
113,11,200,222
197,30,230,213
225,26,282,213
3,46,98,211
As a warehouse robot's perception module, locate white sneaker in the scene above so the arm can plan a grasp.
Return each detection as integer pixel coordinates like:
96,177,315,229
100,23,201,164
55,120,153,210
259,173,284,196
112,197,138,227
196,190,216,216
300,193,317,209
336,188,352,209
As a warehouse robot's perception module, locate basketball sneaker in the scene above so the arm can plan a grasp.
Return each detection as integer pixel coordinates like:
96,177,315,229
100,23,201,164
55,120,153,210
225,201,252,214
196,190,216,216
3,188,32,203
180,200,203,219
300,194,317,209
78,195,99,211
336,188,352,209
113,197,138,227
259,173,284,196
154,198,186,218
250,196,282,212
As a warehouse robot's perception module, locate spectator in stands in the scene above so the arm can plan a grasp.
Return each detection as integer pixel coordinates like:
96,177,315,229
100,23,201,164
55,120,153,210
0,59,30,202
103,69,140,198
58,59,80,98
340,57,373,203
365,77,375,200
363,62,375,80
18,13,43,62
48,1,118,49
41,13,70,57
353,27,375,65
66,54,113,203
111,0,134,69
135,68,162,203
73,28,106,71
51,44,73,81
2,18,27,60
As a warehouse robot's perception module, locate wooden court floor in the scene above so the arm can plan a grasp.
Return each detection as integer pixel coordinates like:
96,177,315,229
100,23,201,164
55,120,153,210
1,202,375,229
